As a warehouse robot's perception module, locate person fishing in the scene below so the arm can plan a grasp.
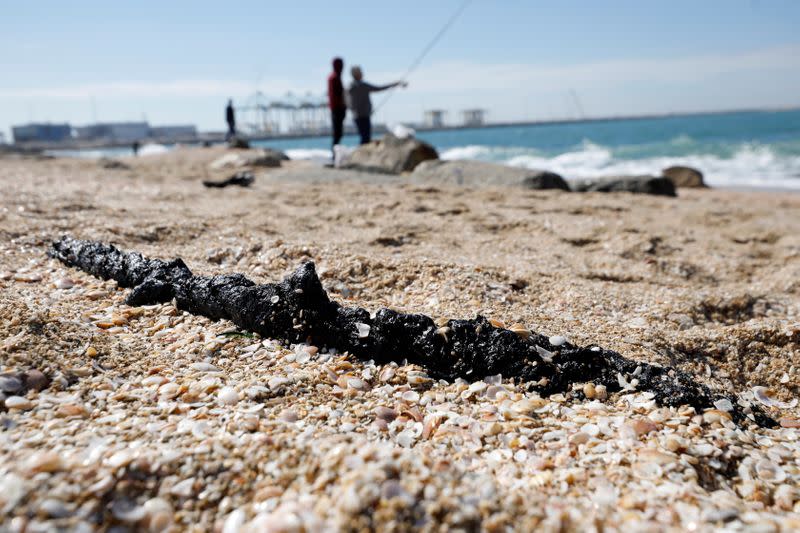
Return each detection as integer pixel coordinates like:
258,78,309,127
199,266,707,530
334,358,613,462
347,66,407,144
225,99,236,140
327,57,347,157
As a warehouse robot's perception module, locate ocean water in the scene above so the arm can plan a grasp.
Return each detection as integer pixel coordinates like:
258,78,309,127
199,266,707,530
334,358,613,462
48,110,800,189
256,109,800,189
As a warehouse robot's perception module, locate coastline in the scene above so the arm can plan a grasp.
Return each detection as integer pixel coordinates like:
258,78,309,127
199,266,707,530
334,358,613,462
1,147,798,530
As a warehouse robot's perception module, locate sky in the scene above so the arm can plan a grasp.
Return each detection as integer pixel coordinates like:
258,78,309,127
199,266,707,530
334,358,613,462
1,0,800,139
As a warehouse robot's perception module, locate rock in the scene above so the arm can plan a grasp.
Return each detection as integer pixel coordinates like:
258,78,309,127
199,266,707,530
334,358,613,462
4,396,32,411
203,171,254,189
227,137,250,149
411,160,569,190
98,158,131,170
570,175,677,197
346,134,438,174
261,147,290,162
209,149,287,171
662,165,707,188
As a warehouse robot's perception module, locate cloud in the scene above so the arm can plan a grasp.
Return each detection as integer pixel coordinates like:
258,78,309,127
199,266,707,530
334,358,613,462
0,79,307,100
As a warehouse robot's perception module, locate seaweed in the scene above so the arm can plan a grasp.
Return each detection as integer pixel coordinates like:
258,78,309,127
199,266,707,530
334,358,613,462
48,236,775,427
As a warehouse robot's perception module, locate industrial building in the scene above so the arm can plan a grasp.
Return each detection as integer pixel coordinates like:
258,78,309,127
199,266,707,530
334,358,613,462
462,109,487,127
12,123,72,144
423,110,446,128
75,122,150,142
149,125,197,139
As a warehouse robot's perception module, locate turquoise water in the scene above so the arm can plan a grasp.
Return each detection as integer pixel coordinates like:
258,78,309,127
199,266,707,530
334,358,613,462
255,109,800,188
49,109,800,189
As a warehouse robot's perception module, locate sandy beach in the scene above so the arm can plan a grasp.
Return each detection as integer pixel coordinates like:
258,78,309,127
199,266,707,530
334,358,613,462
1,146,798,531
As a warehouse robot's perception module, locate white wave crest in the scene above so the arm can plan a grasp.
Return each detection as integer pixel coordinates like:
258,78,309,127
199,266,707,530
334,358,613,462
439,142,800,189
284,148,331,161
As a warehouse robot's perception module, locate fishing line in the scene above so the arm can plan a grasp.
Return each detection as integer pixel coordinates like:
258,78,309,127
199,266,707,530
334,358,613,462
372,0,472,116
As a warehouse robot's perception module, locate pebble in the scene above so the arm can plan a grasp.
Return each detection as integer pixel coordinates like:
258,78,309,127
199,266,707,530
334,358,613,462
0,375,23,394
26,451,64,473
549,335,567,346
375,406,398,422
218,387,240,406
24,369,48,391
55,403,87,418
191,362,222,372
347,377,368,391
54,278,75,289
143,497,173,531
355,322,371,338
5,396,33,411
170,478,195,498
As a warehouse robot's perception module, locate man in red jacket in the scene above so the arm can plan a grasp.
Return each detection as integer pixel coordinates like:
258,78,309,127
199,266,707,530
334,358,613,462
327,57,347,158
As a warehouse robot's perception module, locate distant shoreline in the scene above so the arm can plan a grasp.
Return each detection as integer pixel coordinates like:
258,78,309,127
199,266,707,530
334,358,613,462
10,106,800,151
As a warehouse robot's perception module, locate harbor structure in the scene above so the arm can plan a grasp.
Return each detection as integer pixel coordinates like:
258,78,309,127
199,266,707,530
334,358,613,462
462,109,487,127
424,110,446,128
12,123,72,144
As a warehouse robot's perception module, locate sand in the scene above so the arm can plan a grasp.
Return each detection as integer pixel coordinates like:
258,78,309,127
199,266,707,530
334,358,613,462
0,146,798,531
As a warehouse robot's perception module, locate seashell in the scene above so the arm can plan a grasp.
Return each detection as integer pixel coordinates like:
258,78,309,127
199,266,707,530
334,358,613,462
379,366,396,382
355,322,370,338
279,409,299,422
5,396,32,410
569,432,590,445
158,382,180,398
755,459,786,483
632,461,663,480
401,390,420,403
713,398,734,412
223,509,247,533
374,406,398,422
268,376,290,390
169,478,195,498
107,450,135,469
26,451,64,473
55,403,87,418
535,345,554,362
87,475,115,494
191,362,222,373
488,318,506,328
422,414,443,439
590,384,606,400
548,335,567,346
752,386,797,409
509,324,530,339
628,418,657,436
55,277,75,289
347,377,368,391
407,371,432,387
112,499,148,523
218,387,240,406
142,375,168,387
144,500,174,532
39,499,70,518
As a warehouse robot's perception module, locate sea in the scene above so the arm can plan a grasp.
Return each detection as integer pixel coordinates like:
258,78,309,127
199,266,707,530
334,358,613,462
51,109,800,190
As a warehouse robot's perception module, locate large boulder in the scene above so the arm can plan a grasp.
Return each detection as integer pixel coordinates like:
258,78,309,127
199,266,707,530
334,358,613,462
412,160,569,190
662,166,707,188
570,175,676,197
346,134,438,174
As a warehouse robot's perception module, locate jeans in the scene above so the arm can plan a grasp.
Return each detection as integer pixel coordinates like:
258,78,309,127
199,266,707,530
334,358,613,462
331,108,346,155
354,117,371,145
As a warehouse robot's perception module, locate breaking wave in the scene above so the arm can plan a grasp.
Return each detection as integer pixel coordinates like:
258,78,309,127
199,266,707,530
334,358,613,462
439,140,800,189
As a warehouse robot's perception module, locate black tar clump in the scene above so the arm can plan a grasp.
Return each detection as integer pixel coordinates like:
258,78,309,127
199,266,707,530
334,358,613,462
48,236,775,427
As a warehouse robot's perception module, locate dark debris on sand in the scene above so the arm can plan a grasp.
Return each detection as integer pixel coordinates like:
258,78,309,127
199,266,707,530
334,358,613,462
48,236,775,427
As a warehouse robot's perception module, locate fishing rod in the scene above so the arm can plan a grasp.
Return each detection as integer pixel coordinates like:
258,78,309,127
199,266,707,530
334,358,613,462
372,0,472,116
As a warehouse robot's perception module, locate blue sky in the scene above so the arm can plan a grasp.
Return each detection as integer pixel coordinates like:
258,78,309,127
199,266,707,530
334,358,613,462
2,0,800,139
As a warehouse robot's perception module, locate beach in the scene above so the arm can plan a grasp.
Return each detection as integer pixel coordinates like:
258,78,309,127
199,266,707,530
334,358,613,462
1,146,798,531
